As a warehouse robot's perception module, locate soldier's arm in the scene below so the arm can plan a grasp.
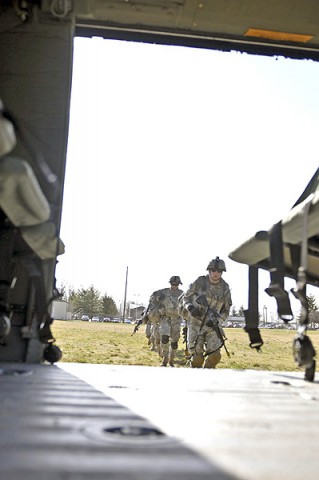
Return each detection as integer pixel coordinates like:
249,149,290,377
182,281,199,309
149,290,166,316
145,290,161,314
182,279,205,317
219,288,232,323
141,313,150,324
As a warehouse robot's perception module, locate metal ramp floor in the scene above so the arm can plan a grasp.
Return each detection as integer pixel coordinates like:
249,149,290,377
1,362,319,479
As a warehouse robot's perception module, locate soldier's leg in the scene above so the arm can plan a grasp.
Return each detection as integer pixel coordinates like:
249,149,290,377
169,340,178,366
149,321,160,354
154,323,161,355
148,313,161,353
161,335,170,365
169,320,181,367
159,318,170,366
150,337,156,351
191,352,205,368
188,324,204,368
148,323,156,351
204,349,221,368
205,330,223,368
145,322,152,346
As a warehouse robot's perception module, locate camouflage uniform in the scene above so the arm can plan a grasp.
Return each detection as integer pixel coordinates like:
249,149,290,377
182,258,232,368
145,320,153,347
142,290,161,352
149,321,160,352
145,291,160,352
148,276,183,367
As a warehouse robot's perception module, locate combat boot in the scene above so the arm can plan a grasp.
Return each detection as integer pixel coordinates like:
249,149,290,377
161,357,168,367
169,357,175,367
204,350,221,368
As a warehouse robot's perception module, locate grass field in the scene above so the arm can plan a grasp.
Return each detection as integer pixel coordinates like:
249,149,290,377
51,320,319,371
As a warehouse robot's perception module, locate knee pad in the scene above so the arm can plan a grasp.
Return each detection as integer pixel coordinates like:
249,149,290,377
204,350,221,368
161,335,169,344
171,341,178,350
191,353,204,368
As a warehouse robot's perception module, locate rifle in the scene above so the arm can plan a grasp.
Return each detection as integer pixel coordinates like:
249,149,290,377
205,309,230,357
131,318,143,336
131,291,165,337
131,301,152,337
196,295,231,357
182,325,190,357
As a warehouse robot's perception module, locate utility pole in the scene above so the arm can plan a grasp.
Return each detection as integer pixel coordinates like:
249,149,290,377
122,266,128,323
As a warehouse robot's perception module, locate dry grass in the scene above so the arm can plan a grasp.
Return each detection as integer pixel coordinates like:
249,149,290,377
51,320,319,371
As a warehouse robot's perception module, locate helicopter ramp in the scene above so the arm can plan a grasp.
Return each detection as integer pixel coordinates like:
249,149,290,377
1,363,319,480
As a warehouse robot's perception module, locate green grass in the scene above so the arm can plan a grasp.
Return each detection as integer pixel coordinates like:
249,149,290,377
51,320,319,371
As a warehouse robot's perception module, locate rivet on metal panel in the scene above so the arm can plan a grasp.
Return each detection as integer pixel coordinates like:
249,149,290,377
103,426,165,437
82,421,180,447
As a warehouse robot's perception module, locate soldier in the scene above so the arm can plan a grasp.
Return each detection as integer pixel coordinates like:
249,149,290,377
139,292,161,352
132,297,160,349
144,311,160,352
145,319,153,349
181,257,232,368
148,276,184,367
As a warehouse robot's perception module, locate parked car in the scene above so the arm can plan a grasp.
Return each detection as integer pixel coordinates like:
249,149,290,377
81,315,89,321
91,316,100,322
103,317,111,322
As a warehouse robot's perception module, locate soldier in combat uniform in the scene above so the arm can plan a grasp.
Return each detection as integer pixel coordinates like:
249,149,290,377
142,297,161,352
149,276,184,367
181,257,232,368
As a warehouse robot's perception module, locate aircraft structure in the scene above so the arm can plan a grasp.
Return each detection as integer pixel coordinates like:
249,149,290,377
1,0,319,364
229,168,319,381
1,2,319,479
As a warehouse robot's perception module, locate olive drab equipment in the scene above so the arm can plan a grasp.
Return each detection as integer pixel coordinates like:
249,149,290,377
229,167,319,382
0,102,63,362
207,257,226,272
131,302,151,336
131,318,143,336
169,276,182,285
194,295,230,357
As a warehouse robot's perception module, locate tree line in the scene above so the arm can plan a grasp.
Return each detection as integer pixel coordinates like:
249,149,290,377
57,283,319,326
58,284,119,318
58,283,246,319
230,305,245,317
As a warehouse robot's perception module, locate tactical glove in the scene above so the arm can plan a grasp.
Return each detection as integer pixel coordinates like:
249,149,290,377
187,305,202,318
206,318,216,328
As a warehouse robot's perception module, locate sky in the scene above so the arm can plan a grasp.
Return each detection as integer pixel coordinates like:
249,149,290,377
55,36,319,319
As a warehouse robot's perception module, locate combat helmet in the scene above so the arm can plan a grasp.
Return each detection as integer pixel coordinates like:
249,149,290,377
169,276,182,285
206,256,226,272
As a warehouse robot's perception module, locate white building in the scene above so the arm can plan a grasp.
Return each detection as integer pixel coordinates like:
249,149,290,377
51,300,69,320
